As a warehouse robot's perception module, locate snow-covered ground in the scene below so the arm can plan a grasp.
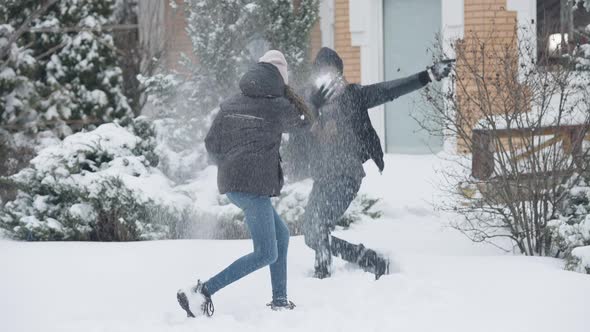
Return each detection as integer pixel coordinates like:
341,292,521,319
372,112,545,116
1,154,589,332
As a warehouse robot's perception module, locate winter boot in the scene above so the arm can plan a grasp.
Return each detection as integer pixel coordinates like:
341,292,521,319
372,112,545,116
357,247,390,280
176,280,214,317
330,236,390,280
267,298,296,311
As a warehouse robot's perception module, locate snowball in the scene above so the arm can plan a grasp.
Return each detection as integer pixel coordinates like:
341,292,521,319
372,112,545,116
314,72,336,89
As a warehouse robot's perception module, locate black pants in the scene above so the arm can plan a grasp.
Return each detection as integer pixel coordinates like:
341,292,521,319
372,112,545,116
302,176,365,274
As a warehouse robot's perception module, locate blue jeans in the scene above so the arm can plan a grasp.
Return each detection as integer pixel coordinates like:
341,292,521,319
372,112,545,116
204,192,290,301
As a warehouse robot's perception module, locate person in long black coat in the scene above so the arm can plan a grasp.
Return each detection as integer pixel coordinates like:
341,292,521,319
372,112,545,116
300,47,454,279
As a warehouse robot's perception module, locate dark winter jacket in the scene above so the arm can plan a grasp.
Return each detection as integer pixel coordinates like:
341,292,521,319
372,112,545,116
205,62,308,196
308,47,431,179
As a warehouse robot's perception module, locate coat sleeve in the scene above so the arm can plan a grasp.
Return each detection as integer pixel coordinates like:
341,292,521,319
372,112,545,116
204,111,224,164
360,71,431,110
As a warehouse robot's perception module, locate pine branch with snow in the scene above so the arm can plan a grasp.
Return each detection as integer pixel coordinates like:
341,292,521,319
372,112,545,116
0,119,191,241
262,0,319,84
1,0,133,134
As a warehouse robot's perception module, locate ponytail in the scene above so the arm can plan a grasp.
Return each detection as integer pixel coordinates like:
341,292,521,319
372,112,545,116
284,85,316,122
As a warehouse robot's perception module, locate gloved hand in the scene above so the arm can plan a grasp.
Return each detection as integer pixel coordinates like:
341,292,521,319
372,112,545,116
310,80,337,108
428,59,455,81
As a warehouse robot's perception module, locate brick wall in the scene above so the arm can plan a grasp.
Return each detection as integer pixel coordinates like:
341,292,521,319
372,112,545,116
456,0,520,153
334,0,361,83
310,20,322,61
163,0,194,71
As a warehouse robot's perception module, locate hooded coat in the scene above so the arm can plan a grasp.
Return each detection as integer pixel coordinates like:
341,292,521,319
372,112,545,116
308,47,431,179
205,62,308,196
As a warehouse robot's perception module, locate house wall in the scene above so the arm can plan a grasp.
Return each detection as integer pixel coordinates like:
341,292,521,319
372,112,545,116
310,20,323,61
137,0,166,73
334,0,362,83
163,0,194,71
456,0,520,153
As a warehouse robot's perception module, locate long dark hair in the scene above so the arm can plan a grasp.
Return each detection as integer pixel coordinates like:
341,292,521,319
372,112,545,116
284,85,316,122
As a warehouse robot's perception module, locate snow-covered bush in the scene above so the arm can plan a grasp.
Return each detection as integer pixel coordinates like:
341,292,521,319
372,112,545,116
419,14,590,256
138,73,212,181
548,181,590,273
0,24,41,131
0,119,191,241
568,246,590,273
42,0,133,127
177,173,382,240
181,0,261,113
177,0,319,112
262,0,319,85
0,1,134,204
575,44,590,71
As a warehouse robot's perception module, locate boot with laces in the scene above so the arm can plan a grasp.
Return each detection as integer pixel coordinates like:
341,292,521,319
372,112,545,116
176,280,214,318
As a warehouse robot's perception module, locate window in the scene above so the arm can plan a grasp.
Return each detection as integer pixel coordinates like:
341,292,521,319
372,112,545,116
537,0,590,64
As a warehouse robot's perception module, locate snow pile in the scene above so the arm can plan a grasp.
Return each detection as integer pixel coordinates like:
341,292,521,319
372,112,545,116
0,119,191,241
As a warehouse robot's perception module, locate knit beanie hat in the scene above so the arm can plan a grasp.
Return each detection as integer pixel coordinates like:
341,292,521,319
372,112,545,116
259,50,289,85
313,47,344,75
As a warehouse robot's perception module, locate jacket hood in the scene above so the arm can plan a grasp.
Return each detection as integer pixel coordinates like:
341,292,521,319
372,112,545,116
313,47,344,75
239,62,285,98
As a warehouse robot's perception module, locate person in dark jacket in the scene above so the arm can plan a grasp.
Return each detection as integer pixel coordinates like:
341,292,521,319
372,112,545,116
301,47,454,279
177,50,312,317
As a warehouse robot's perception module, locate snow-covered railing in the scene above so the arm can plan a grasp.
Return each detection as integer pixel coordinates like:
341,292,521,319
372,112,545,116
472,124,590,181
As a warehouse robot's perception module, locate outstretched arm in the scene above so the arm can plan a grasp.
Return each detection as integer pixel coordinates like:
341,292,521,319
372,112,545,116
361,71,431,110
361,59,455,109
